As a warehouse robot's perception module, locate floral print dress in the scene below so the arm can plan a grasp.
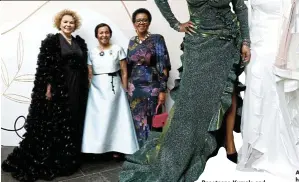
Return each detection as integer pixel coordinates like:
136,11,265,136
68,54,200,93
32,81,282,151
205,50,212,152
127,34,171,147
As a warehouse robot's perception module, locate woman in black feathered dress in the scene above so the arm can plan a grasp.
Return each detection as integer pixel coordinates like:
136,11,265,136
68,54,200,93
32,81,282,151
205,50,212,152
1,9,89,182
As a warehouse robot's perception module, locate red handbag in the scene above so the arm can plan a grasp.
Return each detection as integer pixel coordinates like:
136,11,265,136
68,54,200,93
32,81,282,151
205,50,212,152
152,104,168,128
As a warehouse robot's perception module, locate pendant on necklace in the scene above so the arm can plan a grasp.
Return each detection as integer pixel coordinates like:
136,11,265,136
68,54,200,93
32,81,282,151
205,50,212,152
137,32,150,44
99,51,105,56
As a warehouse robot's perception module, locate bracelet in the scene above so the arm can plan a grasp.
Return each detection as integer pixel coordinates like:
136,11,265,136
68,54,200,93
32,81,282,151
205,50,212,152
174,22,181,32
242,39,251,48
159,88,168,93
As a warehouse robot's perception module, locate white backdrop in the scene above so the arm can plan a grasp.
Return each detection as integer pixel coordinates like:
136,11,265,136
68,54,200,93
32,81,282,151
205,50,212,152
0,0,187,146
0,1,291,182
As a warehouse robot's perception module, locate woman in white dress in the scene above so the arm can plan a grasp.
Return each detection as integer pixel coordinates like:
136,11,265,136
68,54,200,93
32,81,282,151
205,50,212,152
81,23,139,158
238,0,299,180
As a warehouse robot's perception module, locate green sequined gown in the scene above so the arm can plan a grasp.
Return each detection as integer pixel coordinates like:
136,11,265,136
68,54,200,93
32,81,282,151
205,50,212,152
119,0,250,181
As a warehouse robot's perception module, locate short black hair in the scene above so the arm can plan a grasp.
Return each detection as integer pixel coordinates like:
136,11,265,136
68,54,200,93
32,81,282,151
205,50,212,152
132,8,152,23
94,23,112,38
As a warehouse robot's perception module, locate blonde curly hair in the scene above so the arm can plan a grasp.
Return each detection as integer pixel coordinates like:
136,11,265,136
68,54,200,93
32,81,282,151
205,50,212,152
53,9,81,31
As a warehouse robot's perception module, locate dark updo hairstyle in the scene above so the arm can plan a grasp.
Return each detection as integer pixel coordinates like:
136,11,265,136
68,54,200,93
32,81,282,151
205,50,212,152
132,8,152,24
94,23,112,38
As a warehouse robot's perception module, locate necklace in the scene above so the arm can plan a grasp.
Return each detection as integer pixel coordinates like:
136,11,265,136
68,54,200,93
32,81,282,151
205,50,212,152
65,37,72,42
136,32,150,44
98,44,111,56
63,35,72,41
61,32,72,43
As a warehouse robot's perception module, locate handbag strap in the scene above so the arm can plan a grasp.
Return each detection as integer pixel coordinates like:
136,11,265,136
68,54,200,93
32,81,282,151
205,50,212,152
155,103,166,114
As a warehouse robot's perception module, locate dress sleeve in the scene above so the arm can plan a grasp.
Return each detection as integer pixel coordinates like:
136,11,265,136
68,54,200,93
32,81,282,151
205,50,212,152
232,0,250,42
154,0,181,30
155,35,171,92
118,46,127,61
36,34,56,86
126,41,133,79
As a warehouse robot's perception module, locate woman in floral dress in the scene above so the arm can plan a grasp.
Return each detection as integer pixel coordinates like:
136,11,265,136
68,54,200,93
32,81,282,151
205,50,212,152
127,8,171,147
119,0,251,181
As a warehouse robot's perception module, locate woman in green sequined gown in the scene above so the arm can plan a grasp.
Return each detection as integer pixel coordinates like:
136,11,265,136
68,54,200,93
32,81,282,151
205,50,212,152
119,0,251,181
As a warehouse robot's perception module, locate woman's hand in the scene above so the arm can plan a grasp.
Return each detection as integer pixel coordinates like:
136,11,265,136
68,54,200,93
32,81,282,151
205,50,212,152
122,84,128,92
158,92,166,105
241,45,251,62
178,21,196,35
45,84,52,100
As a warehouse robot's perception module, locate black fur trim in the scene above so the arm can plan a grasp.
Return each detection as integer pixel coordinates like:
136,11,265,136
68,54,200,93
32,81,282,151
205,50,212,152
2,33,89,182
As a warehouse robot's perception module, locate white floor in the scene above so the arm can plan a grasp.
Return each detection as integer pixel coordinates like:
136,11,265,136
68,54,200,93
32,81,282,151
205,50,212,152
196,132,295,182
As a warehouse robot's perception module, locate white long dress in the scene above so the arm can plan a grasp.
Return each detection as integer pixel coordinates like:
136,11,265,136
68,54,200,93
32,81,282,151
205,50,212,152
81,45,139,154
237,0,299,180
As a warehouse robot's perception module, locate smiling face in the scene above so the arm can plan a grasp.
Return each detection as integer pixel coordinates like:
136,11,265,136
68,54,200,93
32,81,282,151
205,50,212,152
60,15,75,35
134,13,150,34
96,26,111,46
